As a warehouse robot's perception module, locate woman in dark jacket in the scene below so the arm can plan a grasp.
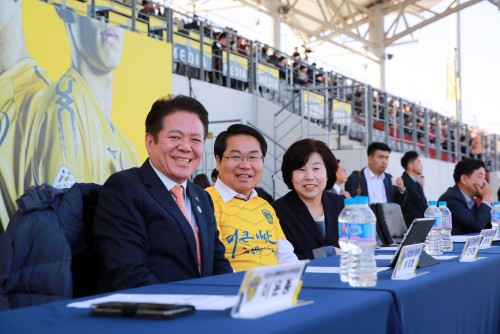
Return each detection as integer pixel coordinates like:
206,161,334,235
272,139,344,260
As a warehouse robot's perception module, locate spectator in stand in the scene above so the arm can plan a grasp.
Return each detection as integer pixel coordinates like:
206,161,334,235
400,151,427,227
193,173,211,189
297,65,309,85
470,128,483,160
344,142,405,204
438,158,492,234
211,32,227,85
138,0,155,22
183,14,200,31
277,56,287,80
331,160,351,198
211,168,219,184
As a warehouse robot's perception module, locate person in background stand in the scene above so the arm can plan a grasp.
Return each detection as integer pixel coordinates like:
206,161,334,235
138,0,155,22
345,142,405,204
438,158,492,235
273,139,343,260
331,159,351,198
193,173,211,189
400,151,427,227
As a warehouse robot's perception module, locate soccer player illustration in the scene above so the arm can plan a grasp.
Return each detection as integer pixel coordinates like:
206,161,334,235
28,5,140,189
0,0,52,230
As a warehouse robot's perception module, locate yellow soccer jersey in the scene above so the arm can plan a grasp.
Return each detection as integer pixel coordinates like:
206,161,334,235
206,186,286,272
0,58,52,230
28,68,140,189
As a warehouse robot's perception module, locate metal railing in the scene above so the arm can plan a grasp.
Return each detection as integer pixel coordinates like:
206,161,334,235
57,0,499,172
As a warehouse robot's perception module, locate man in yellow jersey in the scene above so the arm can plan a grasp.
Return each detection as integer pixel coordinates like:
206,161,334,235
27,5,139,190
205,124,298,271
0,0,52,230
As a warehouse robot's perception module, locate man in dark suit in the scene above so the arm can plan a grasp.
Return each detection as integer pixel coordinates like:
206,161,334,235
345,142,405,204
94,96,232,293
400,151,427,227
438,158,493,235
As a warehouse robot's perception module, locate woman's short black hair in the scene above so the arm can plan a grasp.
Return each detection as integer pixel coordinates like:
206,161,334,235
281,138,337,191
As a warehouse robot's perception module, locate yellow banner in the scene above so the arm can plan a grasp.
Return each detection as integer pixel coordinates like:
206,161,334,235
302,91,325,120
257,64,279,91
0,0,172,228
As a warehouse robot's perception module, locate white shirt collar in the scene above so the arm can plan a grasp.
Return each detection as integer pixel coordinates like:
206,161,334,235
149,160,188,197
214,179,258,203
365,167,385,181
333,184,342,194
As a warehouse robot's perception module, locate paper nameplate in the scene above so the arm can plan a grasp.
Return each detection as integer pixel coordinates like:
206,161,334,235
392,243,428,280
479,229,496,249
231,260,311,319
459,235,484,262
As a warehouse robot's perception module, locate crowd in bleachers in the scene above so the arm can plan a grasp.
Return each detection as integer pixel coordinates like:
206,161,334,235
115,0,493,168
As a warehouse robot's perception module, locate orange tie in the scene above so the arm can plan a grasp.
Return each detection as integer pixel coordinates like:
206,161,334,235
170,185,201,272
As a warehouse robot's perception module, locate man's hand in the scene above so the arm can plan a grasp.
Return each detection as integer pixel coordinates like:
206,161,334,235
475,182,493,204
395,177,405,192
340,190,351,198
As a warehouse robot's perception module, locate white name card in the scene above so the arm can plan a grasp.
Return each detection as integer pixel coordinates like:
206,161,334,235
392,243,428,280
231,260,311,319
479,229,496,249
459,235,484,262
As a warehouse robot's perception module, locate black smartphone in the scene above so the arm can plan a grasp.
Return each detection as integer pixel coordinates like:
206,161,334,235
90,302,195,319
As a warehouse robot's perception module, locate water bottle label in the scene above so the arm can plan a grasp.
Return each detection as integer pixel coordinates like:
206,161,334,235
425,215,441,228
491,212,500,220
442,215,452,229
348,223,375,241
338,222,349,239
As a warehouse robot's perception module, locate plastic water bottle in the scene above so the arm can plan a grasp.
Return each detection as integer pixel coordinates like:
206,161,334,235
424,200,443,256
348,196,377,287
438,201,453,252
338,198,356,282
491,202,500,239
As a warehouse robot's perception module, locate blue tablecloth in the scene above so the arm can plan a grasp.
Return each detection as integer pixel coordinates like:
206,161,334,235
0,281,400,334
1,239,499,334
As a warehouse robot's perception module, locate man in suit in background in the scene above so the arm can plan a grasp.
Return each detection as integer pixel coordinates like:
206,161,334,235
438,158,493,235
331,159,351,198
400,151,427,227
94,95,232,293
345,142,405,204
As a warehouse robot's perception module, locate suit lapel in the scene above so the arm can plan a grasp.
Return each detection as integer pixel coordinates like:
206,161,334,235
383,173,393,200
140,161,199,269
360,168,369,196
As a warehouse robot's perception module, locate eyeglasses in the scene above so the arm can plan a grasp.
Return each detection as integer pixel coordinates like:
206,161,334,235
222,155,263,164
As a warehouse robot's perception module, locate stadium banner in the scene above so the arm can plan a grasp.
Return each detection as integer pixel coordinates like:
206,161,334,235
222,51,248,82
173,34,212,71
302,91,325,121
332,99,352,126
257,64,279,91
0,0,172,229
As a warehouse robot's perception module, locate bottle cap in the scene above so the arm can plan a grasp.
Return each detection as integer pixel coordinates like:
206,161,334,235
355,196,369,204
438,201,447,207
344,198,356,205
428,200,437,206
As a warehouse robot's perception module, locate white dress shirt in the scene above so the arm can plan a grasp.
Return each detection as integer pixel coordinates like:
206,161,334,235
364,167,388,204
